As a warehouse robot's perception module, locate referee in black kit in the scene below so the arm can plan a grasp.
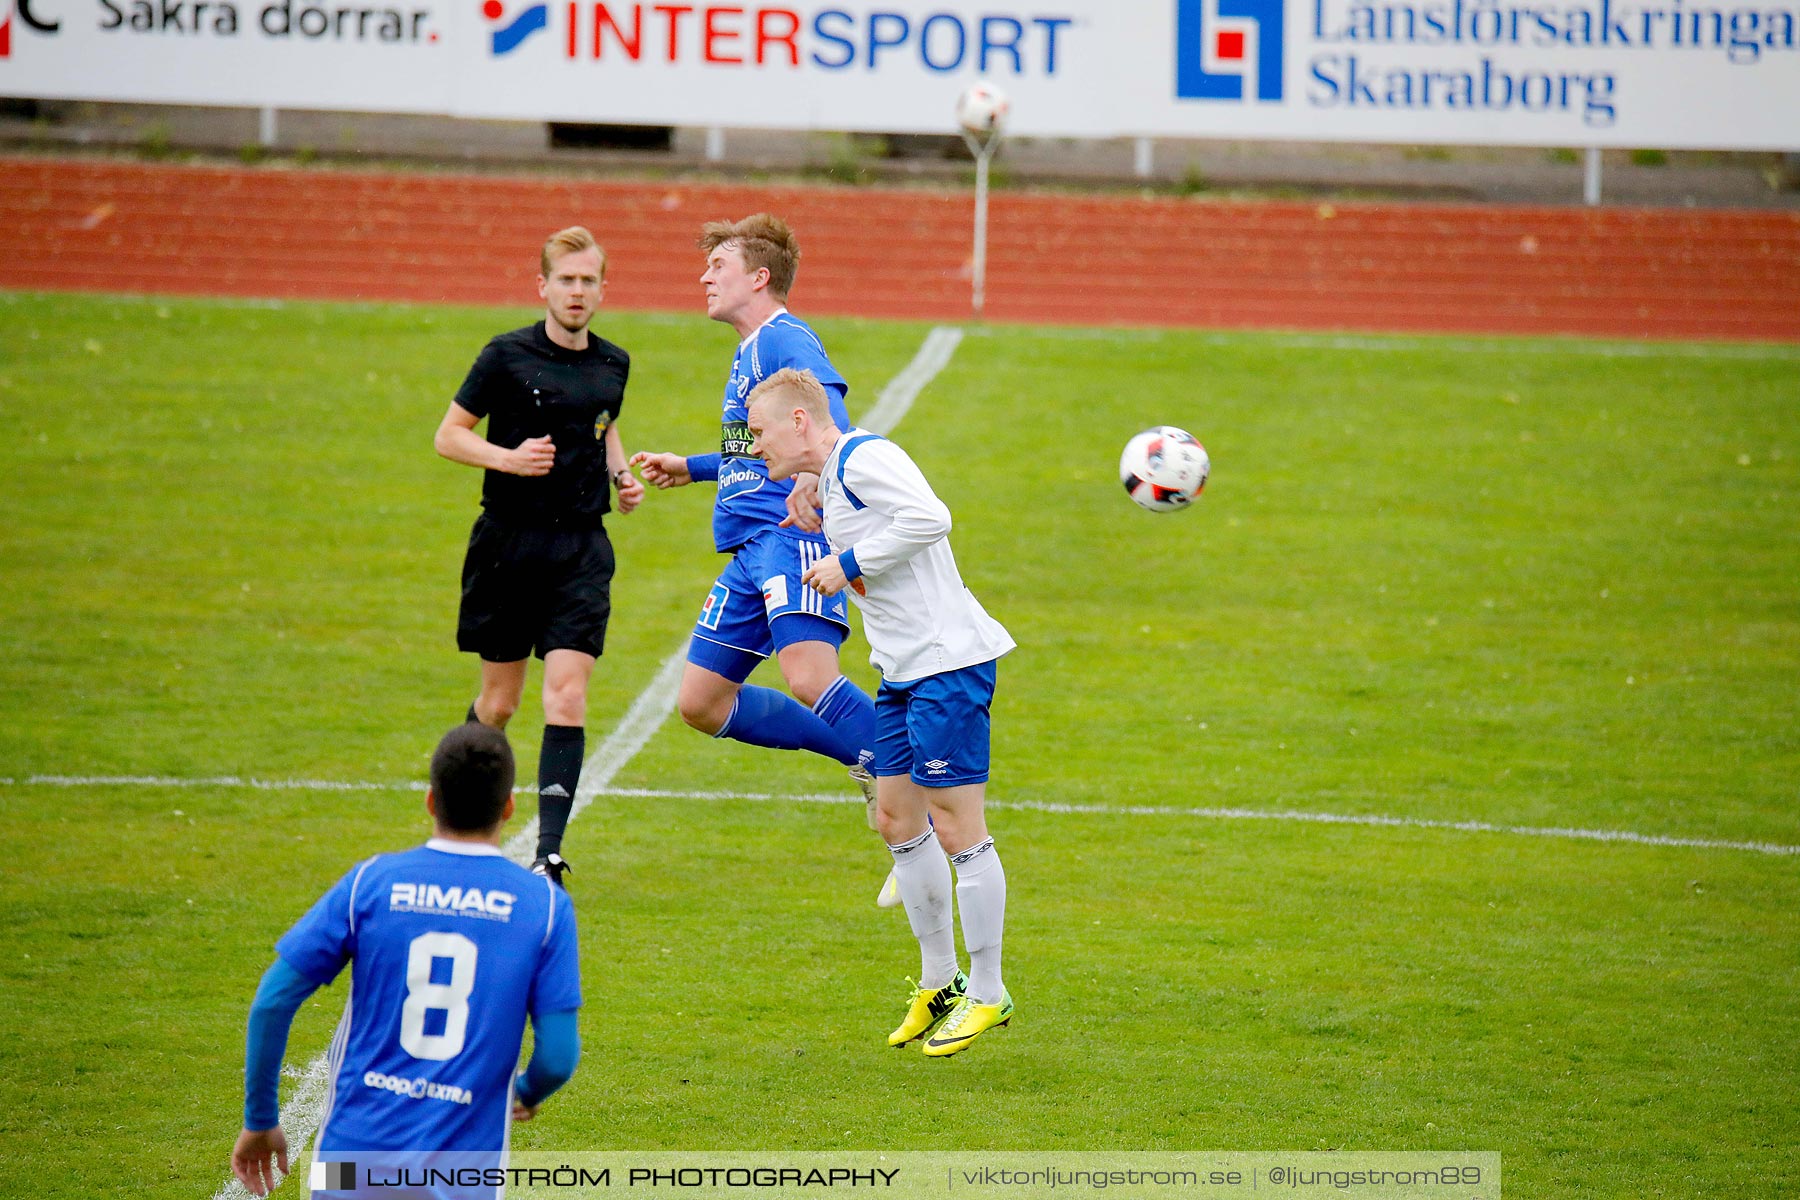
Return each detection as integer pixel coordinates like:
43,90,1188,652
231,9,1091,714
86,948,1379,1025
433,225,644,886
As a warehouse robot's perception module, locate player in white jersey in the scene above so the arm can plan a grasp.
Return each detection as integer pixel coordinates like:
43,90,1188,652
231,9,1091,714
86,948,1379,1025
745,367,1018,1057
230,723,581,1198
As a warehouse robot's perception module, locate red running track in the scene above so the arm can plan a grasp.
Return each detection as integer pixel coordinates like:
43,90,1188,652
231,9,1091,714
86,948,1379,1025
4,158,1797,341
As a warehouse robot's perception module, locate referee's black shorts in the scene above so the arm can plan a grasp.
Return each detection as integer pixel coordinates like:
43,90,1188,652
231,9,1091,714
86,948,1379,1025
457,512,615,662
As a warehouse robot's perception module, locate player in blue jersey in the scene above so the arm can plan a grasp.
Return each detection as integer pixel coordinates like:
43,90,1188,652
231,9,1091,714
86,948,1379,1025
230,723,581,1199
630,214,893,900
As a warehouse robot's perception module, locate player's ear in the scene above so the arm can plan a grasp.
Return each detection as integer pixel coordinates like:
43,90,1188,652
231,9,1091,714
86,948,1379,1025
501,794,516,823
425,788,438,822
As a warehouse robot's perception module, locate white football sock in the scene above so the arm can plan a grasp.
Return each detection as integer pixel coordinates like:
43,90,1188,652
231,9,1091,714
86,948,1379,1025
888,828,959,988
952,838,1006,1004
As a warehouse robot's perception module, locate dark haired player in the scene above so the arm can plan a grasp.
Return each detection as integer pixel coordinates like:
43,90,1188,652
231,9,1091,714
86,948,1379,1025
435,225,643,886
230,723,581,1198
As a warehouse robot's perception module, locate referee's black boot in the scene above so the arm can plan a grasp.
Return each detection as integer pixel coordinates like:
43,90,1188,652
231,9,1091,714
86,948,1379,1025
531,853,572,889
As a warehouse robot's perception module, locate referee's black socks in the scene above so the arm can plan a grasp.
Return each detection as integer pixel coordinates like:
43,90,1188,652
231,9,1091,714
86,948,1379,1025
535,724,585,858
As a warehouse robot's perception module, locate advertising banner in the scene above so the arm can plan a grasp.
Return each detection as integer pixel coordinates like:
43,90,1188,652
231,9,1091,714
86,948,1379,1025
2,0,1796,148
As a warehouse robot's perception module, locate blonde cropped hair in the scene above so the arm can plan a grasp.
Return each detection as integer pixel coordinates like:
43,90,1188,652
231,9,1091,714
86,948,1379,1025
747,367,832,422
541,226,605,279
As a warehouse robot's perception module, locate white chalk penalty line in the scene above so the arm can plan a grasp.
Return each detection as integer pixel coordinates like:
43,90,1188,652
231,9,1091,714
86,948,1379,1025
205,324,963,1200
595,787,1800,859
13,773,1793,859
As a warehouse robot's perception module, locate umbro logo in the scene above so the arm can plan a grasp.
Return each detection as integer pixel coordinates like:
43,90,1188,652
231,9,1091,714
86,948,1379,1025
924,759,949,772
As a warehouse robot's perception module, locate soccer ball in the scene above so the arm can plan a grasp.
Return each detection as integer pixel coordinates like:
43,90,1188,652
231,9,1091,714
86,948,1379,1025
955,82,1010,136
1120,426,1210,512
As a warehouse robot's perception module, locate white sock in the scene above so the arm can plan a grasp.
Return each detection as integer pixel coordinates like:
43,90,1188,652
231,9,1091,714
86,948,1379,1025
888,828,959,988
952,838,1006,1004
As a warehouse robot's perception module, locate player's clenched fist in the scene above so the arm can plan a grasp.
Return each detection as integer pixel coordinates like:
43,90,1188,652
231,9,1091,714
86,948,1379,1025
506,435,556,476
801,555,849,597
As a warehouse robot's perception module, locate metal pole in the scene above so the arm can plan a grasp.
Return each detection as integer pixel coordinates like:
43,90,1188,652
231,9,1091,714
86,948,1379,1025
259,106,278,148
1583,147,1603,206
704,126,726,162
1133,136,1154,179
972,147,989,315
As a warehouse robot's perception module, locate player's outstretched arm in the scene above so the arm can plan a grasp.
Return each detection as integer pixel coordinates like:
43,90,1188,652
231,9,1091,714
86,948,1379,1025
628,451,694,489
435,402,556,476
232,1126,290,1197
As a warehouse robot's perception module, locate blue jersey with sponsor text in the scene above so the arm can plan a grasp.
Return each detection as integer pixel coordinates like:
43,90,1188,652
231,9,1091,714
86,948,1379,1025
713,311,850,553
276,841,581,1155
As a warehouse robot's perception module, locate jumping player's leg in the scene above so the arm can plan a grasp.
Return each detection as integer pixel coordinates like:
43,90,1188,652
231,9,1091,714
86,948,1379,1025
774,627,876,770
887,661,1012,1055
926,783,1004,1006
682,557,861,765
685,661,861,764
876,773,958,990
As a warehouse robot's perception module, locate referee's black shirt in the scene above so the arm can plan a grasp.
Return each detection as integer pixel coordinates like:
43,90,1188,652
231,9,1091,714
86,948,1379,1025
453,323,630,529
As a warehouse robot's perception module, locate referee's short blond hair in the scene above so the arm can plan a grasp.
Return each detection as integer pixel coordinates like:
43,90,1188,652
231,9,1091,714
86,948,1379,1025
541,226,606,279
748,367,831,421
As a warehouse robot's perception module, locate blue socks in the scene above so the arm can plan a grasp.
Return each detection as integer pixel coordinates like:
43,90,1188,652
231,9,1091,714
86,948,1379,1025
812,675,877,768
718,684,859,765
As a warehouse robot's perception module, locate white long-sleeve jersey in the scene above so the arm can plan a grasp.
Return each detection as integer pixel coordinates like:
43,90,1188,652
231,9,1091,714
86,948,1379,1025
818,427,1015,683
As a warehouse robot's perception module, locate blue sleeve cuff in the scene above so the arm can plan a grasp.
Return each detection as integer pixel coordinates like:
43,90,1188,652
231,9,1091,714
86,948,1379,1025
686,453,721,483
838,549,862,581
514,1009,581,1110
244,958,321,1130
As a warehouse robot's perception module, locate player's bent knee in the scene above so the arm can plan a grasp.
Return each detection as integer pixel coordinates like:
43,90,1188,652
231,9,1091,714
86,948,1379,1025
778,663,836,708
677,692,729,736
874,805,923,844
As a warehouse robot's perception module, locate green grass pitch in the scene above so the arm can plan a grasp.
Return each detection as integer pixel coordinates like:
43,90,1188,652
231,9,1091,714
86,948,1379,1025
0,290,1795,1198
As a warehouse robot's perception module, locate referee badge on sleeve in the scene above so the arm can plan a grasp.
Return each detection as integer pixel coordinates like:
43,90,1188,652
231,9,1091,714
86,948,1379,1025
593,412,613,440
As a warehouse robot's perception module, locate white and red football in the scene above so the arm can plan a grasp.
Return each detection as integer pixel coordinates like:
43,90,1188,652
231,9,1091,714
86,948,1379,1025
1120,426,1210,512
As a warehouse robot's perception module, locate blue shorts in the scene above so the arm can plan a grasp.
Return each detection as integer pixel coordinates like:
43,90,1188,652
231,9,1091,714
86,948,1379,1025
873,660,999,787
688,530,850,684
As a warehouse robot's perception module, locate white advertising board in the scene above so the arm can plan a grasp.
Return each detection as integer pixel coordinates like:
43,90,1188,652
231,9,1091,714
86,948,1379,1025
2,0,1796,148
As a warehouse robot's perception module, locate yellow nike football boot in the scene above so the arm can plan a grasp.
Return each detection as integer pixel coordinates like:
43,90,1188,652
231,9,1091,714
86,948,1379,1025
888,972,969,1047
921,989,1015,1057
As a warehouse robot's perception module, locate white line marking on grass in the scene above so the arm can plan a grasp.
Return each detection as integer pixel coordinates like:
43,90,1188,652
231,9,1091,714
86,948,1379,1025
19,773,428,792
201,323,963,1200
859,326,964,435
208,1057,331,1200
594,786,1800,858
499,651,687,864
15,771,1789,857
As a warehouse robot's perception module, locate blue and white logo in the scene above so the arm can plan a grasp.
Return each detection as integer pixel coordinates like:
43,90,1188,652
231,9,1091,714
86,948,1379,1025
483,0,547,56
1176,0,1284,101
